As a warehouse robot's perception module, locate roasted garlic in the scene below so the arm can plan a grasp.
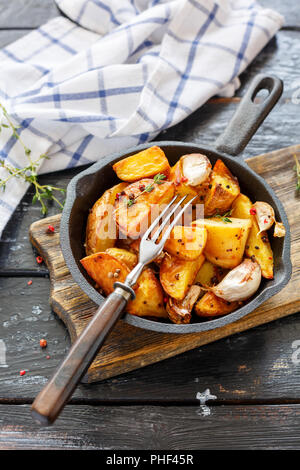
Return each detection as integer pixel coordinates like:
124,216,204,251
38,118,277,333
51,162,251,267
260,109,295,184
212,258,261,302
252,201,275,233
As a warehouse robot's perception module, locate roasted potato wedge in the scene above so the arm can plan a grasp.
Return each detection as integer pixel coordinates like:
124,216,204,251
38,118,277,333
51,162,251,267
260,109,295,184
112,146,170,182
114,178,175,238
230,193,252,219
231,194,274,279
129,238,165,265
127,268,167,318
194,259,228,287
81,252,167,318
115,237,134,251
193,217,252,269
129,238,141,254
80,252,130,295
194,291,239,317
160,253,205,300
105,247,137,270
164,225,207,260
85,182,128,255
204,159,240,216
166,285,202,324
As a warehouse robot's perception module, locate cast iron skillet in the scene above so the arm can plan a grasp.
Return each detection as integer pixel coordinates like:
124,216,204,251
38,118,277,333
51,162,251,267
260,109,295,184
60,74,292,334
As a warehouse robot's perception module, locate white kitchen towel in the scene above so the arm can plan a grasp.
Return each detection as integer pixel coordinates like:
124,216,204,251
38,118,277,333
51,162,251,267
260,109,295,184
0,0,284,237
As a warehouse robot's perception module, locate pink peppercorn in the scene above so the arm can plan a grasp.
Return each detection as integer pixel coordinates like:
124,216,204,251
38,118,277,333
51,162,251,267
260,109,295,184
47,225,55,233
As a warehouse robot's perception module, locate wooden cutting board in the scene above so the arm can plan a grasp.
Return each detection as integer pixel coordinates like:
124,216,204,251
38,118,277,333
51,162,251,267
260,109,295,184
29,144,300,383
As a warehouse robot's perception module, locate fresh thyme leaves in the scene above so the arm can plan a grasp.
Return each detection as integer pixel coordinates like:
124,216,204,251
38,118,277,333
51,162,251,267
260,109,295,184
214,209,233,223
144,183,155,193
127,199,135,207
221,217,232,223
153,173,166,185
293,154,300,191
0,103,65,215
126,173,166,207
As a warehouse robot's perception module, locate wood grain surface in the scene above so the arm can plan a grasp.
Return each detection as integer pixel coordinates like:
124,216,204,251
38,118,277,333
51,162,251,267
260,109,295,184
28,145,300,383
1,403,300,449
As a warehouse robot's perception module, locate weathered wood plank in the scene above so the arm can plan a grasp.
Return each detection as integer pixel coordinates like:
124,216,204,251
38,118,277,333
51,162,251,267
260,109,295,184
0,0,59,29
0,404,300,449
0,0,298,29
0,277,70,395
1,276,300,402
260,0,300,27
0,30,33,48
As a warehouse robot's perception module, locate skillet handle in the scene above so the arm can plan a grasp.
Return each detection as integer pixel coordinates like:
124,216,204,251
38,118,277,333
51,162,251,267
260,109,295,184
31,287,132,426
214,74,283,156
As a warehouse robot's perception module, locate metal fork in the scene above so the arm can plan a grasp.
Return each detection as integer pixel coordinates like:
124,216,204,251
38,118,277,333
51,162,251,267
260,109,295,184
31,194,196,426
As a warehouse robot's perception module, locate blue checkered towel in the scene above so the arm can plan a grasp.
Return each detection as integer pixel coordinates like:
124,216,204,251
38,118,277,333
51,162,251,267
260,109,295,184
0,0,283,237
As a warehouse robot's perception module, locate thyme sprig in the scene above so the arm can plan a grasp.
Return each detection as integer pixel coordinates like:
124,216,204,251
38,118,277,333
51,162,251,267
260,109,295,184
0,103,65,215
293,154,300,191
214,209,233,223
126,173,166,207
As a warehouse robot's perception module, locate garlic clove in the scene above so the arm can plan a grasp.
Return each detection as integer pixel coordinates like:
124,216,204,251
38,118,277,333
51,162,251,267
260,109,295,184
252,201,275,233
166,285,203,324
181,153,211,187
274,221,286,238
212,258,261,302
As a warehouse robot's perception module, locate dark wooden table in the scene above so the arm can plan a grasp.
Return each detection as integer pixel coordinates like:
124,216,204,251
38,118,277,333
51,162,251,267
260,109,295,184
0,0,300,450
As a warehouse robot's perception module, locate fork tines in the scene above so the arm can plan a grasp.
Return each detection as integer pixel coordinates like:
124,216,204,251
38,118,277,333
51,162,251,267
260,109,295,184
143,194,197,247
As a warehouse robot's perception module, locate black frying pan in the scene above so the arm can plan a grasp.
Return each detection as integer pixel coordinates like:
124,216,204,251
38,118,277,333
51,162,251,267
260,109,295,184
60,74,292,334
31,74,292,425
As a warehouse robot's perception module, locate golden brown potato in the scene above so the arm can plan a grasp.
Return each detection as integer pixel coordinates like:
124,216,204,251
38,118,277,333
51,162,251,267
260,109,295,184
85,182,128,255
231,194,274,279
105,247,137,270
115,237,134,251
114,178,175,239
194,291,239,317
129,238,165,265
164,225,207,260
127,268,167,318
194,259,228,287
166,285,202,324
204,159,240,216
112,146,170,182
80,252,167,318
193,217,252,269
129,238,141,254
230,193,252,219
80,252,130,295
160,253,205,300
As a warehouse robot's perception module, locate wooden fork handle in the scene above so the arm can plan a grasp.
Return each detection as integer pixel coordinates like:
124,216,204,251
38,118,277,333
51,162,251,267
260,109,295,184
31,288,130,426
